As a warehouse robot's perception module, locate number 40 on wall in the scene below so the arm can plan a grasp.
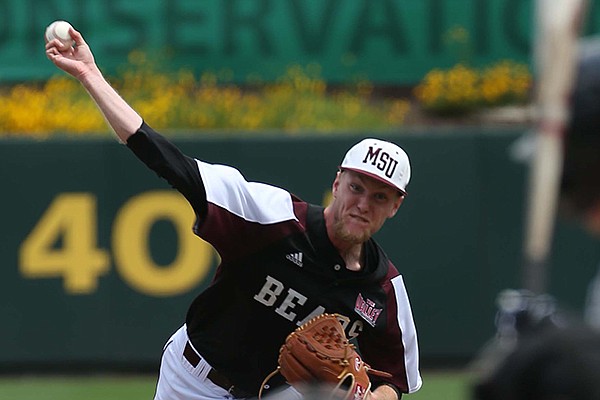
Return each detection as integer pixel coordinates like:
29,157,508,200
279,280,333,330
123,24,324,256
19,191,213,297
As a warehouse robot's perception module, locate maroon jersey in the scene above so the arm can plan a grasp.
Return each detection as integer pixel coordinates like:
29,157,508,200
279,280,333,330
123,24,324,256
128,122,421,397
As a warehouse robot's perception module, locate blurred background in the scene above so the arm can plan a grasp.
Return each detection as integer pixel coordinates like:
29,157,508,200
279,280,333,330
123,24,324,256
2,0,600,398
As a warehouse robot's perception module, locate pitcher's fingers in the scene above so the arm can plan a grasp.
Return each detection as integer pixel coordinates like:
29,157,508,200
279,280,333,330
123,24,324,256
45,39,64,51
46,46,59,58
69,28,87,47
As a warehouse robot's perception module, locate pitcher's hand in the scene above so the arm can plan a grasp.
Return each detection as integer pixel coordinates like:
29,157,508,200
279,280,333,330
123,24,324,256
45,27,99,81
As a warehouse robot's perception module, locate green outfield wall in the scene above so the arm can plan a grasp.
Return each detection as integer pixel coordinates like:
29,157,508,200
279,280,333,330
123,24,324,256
3,0,600,84
1,130,598,370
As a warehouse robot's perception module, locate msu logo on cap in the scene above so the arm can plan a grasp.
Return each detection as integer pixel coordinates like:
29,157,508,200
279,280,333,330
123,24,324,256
362,145,399,179
340,138,411,194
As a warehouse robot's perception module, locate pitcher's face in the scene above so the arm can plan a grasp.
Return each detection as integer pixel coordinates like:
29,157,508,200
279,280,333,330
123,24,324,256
328,170,403,245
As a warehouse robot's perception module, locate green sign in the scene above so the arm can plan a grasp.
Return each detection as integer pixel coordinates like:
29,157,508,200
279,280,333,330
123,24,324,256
1,0,584,84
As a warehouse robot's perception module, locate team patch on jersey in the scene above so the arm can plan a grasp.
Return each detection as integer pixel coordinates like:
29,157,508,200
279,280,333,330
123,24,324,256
354,293,382,327
286,252,303,267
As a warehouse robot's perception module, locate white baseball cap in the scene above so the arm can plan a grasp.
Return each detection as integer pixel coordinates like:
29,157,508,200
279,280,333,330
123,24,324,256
340,138,411,194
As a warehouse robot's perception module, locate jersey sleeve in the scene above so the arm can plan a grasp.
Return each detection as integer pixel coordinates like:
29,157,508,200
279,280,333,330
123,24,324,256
125,122,302,261
359,273,422,394
126,122,207,217
193,160,300,259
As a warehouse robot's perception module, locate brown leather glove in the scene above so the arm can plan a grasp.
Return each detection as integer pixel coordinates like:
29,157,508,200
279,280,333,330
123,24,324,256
263,313,392,400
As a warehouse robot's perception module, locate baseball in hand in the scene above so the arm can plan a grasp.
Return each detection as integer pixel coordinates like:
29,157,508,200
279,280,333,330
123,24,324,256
45,20,75,50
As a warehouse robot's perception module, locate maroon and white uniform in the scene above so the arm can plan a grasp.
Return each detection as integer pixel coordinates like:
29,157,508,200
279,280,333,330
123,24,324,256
128,122,422,399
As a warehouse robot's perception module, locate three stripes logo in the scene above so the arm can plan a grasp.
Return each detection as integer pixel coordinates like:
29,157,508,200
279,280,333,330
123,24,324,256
286,252,303,267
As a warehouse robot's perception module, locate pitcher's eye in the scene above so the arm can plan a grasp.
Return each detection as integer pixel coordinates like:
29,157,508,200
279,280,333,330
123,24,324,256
375,193,389,202
349,183,362,193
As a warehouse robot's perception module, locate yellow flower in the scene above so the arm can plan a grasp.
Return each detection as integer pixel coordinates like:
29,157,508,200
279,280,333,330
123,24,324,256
414,60,531,115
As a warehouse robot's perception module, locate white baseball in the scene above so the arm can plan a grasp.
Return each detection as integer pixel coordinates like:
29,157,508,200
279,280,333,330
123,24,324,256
45,20,75,50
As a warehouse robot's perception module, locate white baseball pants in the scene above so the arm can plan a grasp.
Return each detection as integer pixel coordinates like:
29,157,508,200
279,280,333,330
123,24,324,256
153,324,240,400
153,324,301,400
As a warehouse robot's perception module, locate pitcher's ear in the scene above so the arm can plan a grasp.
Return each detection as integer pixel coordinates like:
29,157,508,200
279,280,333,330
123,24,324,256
389,194,404,218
